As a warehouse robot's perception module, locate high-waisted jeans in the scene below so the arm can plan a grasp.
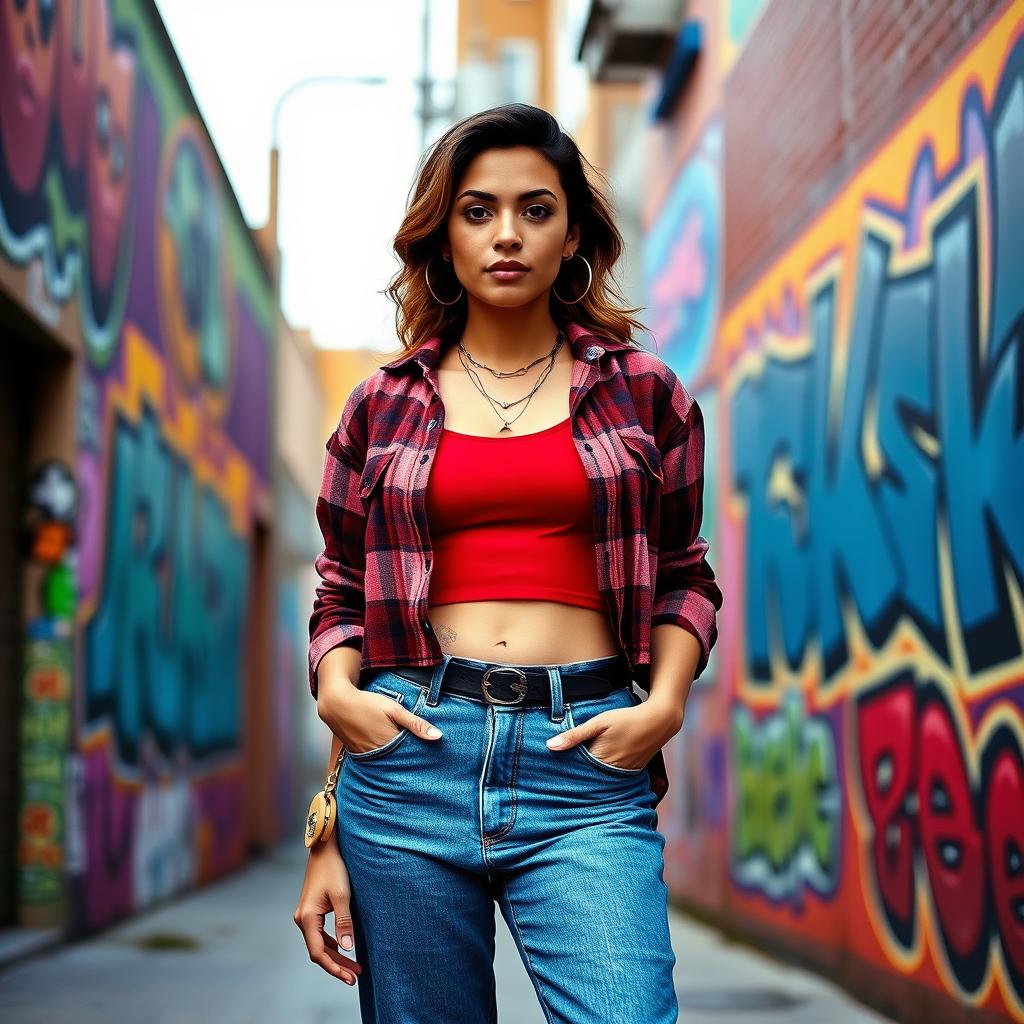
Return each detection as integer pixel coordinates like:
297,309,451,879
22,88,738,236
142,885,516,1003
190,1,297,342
335,652,679,1024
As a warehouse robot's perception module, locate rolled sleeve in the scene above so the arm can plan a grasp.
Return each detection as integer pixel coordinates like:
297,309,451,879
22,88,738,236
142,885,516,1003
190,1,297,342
651,394,723,680
307,385,369,699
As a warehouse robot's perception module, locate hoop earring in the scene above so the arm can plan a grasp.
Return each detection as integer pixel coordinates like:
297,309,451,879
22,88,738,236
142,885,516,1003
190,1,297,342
425,255,464,306
552,253,592,304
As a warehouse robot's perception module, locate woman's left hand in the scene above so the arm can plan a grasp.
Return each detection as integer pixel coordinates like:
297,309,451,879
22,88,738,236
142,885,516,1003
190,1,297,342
545,700,683,771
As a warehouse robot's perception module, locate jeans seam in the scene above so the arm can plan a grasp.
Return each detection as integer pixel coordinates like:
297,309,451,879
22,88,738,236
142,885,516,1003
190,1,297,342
479,708,497,861
505,888,556,1024
482,712,523,845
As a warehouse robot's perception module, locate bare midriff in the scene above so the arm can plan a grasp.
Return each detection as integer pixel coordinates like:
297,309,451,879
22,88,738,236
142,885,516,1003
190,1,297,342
427,599,621,665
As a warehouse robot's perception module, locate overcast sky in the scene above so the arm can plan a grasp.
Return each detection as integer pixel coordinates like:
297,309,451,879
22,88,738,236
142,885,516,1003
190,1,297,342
156,0,458,351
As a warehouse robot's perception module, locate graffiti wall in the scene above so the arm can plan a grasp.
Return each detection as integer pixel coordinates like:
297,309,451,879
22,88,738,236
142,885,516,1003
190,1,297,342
651,3,1024,1019
0,0,275,931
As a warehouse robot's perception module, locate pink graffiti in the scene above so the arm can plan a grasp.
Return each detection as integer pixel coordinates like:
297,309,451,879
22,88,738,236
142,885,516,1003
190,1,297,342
56,0,101,172
0,0,58,191
0,1,136,295
87,1,135,293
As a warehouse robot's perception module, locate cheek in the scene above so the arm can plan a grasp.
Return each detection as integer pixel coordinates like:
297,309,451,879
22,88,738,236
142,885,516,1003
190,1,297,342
448,224,481,261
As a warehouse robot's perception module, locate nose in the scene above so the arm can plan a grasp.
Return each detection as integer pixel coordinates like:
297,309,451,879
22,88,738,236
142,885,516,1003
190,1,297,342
493,210,522,249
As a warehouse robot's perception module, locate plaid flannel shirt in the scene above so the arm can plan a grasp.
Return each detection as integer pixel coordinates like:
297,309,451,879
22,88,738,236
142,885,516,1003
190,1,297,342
308,320,723,806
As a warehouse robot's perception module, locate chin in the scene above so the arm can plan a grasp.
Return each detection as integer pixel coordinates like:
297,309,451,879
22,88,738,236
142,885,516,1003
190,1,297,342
474,289,538,309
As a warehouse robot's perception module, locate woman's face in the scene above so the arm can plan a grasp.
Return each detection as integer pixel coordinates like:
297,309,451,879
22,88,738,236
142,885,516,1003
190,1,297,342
443,145,579,310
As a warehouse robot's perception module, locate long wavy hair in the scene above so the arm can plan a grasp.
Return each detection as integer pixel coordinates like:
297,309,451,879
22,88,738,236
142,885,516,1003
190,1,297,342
382,103,646,357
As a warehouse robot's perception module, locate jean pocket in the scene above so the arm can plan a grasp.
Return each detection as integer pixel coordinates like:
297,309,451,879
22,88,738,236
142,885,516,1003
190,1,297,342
563,686,647,775
348,672,428,761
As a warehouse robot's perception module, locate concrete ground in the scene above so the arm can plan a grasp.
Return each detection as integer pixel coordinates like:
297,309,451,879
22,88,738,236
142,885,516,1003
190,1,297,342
0,843,894,1023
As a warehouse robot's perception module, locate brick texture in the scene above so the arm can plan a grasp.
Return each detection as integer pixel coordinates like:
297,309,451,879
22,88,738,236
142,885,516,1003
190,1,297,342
723,0,1007,305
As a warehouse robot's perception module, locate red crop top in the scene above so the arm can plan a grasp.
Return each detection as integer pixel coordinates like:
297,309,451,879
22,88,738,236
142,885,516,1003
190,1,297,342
424,417,605,612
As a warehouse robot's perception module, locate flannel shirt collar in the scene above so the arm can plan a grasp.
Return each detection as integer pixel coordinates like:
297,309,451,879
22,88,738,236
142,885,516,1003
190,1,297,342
378,320,636,375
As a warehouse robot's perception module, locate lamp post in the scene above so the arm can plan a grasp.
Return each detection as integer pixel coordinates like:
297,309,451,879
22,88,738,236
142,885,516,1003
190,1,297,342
266,74,387,287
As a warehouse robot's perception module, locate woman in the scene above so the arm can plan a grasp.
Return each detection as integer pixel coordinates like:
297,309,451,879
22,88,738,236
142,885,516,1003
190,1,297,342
294,103,722,1023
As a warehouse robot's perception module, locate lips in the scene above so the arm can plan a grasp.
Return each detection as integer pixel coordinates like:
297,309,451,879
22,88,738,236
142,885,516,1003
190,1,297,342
487,262,528,272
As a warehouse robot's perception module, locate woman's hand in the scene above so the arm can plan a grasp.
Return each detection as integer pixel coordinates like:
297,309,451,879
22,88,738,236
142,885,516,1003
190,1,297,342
294,842,363,985
317,679,443,755
545,700,683,771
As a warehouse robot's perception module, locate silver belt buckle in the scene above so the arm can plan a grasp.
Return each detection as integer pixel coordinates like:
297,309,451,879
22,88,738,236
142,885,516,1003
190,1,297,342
480,666,529,705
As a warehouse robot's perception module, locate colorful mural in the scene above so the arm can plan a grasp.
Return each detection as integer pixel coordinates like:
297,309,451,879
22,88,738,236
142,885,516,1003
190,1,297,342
645,116,729,893
0,0,274,932
728,5,1023,1018
644,117,722,392
650,3,1024,1019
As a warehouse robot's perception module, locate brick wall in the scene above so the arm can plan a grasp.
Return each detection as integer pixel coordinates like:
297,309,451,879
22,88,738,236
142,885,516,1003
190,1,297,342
723,0,1006,305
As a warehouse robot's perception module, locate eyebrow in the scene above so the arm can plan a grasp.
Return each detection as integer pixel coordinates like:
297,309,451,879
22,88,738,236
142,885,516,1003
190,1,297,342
455,188,558,203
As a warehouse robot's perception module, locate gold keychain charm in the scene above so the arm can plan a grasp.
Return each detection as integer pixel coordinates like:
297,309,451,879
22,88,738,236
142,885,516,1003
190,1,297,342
304,791,331,847
303,746,345,848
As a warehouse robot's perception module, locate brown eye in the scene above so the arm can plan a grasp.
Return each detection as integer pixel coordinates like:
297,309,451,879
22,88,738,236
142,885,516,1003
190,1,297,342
462,204,552,223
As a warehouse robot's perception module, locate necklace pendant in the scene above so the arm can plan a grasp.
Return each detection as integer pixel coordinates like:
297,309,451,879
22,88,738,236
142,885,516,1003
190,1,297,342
500,400,510,409
499,422,512,432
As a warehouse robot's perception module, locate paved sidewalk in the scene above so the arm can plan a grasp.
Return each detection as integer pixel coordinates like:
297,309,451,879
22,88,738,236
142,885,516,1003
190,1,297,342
0,843,892,1023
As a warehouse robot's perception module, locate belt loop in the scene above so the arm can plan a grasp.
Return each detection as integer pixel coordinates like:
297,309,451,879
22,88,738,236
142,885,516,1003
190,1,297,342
426,654,450,707
547,667,565,723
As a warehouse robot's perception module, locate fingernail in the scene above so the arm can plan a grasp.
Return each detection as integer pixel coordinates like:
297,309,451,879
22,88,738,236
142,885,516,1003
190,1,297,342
547,737,564,748
341,934,354,950
426,726,442,738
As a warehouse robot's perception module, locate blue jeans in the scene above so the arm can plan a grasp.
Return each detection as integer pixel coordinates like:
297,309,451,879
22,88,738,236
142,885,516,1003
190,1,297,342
335,652,679,1024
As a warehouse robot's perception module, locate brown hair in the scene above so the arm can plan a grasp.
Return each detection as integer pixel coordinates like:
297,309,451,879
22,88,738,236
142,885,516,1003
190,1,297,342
382,103,646,357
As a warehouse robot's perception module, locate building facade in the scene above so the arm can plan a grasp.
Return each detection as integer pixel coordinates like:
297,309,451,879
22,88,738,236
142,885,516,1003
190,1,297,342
0,0,323,945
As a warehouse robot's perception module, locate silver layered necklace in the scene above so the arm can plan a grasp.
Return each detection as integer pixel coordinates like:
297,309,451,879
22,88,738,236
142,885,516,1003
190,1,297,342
456,330,565,433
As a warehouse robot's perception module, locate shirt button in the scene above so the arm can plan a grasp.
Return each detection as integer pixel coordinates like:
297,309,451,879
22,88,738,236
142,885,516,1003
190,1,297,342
420,453,429,464
584,442,593,452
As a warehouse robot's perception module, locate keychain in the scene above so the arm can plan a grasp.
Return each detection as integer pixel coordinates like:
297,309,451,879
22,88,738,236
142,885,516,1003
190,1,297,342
304,745,345,848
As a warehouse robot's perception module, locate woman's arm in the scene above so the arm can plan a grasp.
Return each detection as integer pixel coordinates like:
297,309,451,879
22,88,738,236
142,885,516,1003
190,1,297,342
308,379,372,699
317,645,363,698
647,623,700,728
647,381,723,726
293,726,363,985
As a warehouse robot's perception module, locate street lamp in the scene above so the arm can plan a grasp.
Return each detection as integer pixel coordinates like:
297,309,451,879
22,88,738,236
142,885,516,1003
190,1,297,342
267,74,387,285
271,73,387,149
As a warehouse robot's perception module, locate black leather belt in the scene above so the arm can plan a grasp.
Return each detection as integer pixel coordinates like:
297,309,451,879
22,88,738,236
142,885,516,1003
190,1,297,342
379,654,633,706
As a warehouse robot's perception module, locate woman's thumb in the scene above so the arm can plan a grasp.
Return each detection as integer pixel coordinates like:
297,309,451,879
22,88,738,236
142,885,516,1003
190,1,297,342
329,888,355,950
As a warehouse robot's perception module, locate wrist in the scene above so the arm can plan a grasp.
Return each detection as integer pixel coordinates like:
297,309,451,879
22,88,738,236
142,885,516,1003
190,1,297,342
316,675,363,733
316,645,362,695
317,671,360,706
641,694,685,736
308,835,341,858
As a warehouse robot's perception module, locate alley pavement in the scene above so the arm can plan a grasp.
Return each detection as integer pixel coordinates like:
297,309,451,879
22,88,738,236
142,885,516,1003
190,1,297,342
0,842,894,1023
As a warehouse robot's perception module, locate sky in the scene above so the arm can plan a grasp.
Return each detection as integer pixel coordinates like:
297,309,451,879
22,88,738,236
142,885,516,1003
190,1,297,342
155,0,458,351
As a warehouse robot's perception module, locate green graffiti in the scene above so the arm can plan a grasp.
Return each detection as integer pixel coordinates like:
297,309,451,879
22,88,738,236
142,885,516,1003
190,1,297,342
731,690,841,904
42,561,76,619
17,638,73,906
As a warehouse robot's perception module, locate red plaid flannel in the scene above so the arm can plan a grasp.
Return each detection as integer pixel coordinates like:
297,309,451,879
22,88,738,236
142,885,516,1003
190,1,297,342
308,320,723,805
